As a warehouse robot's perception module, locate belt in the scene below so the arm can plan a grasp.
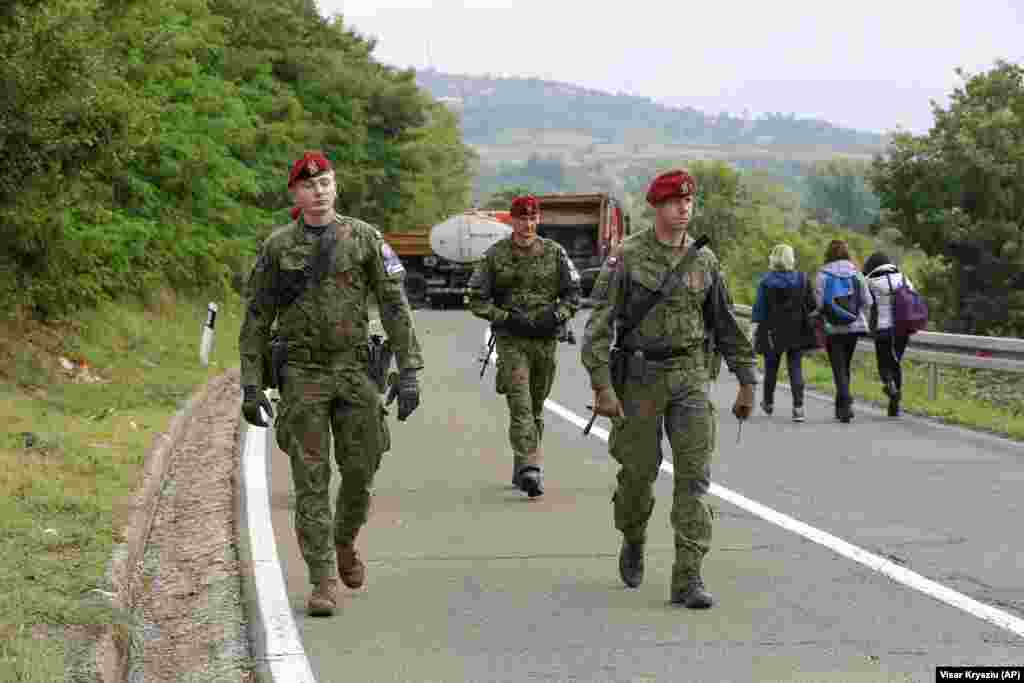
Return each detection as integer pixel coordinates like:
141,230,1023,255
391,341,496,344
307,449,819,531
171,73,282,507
288,346,364,364
623,346,698,362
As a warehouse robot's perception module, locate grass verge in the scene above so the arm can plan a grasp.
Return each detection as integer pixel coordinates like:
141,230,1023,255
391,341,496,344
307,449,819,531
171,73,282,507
0,289,243,680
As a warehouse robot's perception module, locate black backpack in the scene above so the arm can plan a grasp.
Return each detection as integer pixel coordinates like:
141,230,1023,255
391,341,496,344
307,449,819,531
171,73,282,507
758,273,817,353
768,274,807,324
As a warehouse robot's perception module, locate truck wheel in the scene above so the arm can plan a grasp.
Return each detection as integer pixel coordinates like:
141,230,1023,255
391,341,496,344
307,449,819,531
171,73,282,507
404,272,427,308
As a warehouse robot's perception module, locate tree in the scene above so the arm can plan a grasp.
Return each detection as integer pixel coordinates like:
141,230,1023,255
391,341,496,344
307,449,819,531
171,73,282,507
1,0,478,318
869,60,1024,334
804,158,880,229
481,186,533,210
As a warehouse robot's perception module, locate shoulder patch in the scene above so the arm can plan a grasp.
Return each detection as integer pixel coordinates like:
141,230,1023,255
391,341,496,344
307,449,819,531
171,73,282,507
381,241,405,275
566,255,581,282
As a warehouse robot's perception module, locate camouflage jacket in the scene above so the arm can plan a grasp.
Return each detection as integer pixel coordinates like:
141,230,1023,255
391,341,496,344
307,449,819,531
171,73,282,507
238,216,423,388
581,228,756,389
467,236,581,329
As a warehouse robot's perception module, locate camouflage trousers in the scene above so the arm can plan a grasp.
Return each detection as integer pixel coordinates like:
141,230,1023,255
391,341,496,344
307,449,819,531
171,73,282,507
608,352,716,589
276,355,390,585
495,334,558,469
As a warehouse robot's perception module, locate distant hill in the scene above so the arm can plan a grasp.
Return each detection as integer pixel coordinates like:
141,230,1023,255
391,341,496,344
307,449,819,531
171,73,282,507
415,69,887,150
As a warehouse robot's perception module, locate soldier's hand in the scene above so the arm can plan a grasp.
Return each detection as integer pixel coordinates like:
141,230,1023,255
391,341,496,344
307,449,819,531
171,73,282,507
532,305,562,336
490,310,509,331
242,385,274,427
386,368,420,421
593,386,625,418
732,383,755,421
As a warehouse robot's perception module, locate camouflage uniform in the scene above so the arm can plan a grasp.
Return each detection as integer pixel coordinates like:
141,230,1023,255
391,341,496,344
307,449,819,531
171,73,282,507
468,236,581,483
239,216,423,586
580,228,755,591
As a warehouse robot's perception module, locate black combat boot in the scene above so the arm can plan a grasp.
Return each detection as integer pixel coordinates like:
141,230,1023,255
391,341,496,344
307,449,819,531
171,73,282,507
671,574,714,609
518,466,543,498
512,454,525,488
618,538,645,588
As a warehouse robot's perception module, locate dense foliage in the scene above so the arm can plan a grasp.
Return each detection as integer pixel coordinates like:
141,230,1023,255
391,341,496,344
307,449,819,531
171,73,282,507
870,60,1024,335
0,0,476,318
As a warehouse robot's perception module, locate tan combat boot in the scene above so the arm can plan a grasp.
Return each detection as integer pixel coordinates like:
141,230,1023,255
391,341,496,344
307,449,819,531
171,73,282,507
336,544,366,589
306,577,339,617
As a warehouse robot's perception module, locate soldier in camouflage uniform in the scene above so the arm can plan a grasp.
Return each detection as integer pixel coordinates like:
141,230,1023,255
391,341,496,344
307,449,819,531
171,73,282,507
467,195,581,498
580,169,756,608
239,151,423,617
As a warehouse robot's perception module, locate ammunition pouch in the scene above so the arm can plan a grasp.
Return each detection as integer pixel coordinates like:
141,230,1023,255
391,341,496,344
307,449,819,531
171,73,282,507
367,334,394,394
609,348,631,395
705,337,723,382
261,336,288,390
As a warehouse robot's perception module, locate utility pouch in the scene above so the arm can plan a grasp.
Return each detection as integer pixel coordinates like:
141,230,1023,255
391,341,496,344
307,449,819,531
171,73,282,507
269,337,288,390
627,350,646,382
367,334,393,393
610,348,628,394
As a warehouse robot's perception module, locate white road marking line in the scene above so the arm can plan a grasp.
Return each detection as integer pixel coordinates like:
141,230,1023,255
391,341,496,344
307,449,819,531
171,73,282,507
544,397,1024,639
243,425,317,682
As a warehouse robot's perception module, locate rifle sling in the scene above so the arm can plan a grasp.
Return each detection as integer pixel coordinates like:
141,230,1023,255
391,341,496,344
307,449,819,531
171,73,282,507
615,235,709,349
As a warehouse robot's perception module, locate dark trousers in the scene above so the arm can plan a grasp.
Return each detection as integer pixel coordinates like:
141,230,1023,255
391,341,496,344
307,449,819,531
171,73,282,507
873,329,909,392
826,333,860,407
762,348,805,407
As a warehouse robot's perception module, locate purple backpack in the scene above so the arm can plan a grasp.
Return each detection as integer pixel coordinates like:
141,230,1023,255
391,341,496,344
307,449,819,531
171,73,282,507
886,273,928,336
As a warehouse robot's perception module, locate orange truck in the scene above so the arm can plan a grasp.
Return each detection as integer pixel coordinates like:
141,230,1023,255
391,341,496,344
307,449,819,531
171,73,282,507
385,192,630,308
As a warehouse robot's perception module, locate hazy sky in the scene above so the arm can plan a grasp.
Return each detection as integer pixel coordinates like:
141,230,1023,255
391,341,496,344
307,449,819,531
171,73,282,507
318,1,1024,134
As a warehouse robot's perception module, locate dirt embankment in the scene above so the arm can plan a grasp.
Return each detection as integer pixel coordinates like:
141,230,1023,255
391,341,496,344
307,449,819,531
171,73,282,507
125,370,253,681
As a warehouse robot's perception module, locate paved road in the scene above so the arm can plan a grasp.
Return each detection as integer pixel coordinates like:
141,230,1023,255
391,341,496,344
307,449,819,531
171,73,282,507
267,310,1024,683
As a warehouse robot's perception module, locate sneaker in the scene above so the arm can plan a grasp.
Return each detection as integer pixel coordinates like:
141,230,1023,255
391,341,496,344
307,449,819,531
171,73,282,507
760,401,773,416
792,406,805,422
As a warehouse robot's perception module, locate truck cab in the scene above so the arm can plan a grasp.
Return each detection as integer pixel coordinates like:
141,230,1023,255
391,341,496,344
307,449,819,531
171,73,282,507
532,193,629,298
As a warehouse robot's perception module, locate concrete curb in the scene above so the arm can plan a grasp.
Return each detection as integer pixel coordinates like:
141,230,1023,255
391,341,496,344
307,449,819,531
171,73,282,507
236,396,316,682
65,378,215,682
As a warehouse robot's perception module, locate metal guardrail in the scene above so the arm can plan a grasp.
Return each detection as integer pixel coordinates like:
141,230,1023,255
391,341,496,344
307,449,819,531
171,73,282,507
733,304,1024,400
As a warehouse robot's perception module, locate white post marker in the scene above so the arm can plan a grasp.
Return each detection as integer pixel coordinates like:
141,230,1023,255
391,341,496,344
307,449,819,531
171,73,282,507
199,302,218,366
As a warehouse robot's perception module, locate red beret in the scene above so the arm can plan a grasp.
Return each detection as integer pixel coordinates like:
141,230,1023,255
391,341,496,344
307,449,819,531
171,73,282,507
288,151,333,187
510,195,540,217
646,169,697,206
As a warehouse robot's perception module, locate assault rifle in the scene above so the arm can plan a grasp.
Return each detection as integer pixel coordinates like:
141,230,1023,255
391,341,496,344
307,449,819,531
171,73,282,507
479,330,497,378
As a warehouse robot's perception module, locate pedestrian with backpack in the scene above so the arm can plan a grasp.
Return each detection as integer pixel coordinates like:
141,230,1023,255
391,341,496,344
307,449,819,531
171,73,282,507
863,251,918,417
814,239,874,423
751,244,817,422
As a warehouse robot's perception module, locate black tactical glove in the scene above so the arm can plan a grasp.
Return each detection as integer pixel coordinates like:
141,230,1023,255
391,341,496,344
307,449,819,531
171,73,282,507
386,368,420,421
242,385,274,427
502,311,536,337
531,305,562,337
